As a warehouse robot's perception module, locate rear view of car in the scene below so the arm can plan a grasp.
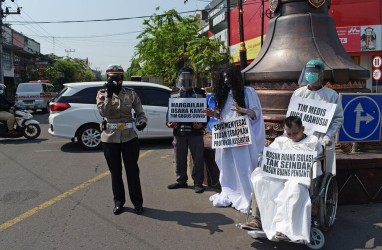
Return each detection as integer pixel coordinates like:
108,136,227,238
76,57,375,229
15,81,57,112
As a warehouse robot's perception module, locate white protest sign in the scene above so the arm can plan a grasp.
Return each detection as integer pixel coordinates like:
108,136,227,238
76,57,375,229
168,98,207,122
212,116,252,149
287,96,337,134
260,147,317,181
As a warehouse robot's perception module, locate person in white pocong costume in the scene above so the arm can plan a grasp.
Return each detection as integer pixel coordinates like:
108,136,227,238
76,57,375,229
251,116,323,242
288,59,344,175
204,65,266,213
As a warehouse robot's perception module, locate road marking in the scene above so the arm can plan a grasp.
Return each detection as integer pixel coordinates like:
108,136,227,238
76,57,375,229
0,150,152,233
35,150,61,152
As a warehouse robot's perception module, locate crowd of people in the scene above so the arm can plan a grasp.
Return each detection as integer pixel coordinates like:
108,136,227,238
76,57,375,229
95,59,343,243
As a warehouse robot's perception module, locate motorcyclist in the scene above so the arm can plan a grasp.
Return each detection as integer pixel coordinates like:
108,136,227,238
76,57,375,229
0,84,17,134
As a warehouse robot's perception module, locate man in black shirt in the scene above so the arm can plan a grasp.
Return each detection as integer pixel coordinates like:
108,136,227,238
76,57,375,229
167,66,206,193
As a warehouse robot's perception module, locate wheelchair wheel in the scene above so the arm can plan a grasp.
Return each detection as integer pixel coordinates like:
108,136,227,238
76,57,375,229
319,173,338,231
306,227,325,249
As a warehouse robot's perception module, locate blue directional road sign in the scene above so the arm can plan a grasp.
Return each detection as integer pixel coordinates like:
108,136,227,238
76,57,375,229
339,93,382,142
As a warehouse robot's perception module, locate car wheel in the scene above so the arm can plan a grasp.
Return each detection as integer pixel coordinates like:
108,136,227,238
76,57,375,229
77,124,102,150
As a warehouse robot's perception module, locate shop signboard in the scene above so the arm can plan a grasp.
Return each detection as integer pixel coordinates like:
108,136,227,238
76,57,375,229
337,25,382,52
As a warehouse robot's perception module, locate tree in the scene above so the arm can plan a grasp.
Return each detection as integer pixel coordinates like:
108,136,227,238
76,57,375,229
186,36,229,87
133,8,230,87
36,56,95,88
125,58,143,80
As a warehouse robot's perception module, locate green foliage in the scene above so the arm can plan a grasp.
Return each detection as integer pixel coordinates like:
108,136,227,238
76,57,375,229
125,58,143,80
186,36,229,84
132,8,230,87
134,9,199,86
34,57,95,88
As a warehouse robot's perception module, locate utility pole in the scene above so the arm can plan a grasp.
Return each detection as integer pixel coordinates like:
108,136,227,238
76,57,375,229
0,0,21,87
238,0,247,70
65,49,75,58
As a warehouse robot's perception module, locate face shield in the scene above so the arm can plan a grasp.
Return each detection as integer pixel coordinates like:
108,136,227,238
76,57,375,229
298,65,323,86
177,71,194,88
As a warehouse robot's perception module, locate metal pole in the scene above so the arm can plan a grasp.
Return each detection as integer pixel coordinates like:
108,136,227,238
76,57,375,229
261,0,264,47
0,1,4,86
238,0,247,70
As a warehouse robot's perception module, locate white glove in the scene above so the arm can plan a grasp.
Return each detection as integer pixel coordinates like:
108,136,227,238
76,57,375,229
321,135,332,146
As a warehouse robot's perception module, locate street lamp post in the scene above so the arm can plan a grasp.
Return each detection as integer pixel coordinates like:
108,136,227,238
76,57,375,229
238,0,247,70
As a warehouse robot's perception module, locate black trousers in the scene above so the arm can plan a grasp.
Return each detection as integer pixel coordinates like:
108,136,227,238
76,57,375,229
173,135,204,185
102,138,143,207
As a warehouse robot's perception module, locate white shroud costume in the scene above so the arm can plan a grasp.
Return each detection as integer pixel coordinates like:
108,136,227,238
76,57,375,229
210,86,265,213
289,86,343,175
251,135,323,242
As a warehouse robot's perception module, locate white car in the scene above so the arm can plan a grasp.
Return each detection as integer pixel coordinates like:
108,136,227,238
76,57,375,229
48,81,173,150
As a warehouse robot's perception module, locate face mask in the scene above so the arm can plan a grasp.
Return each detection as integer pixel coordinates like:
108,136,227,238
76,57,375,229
223,72,231,88
305,72,319,84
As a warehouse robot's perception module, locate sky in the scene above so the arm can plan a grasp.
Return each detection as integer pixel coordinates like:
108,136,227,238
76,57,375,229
4,0,209,73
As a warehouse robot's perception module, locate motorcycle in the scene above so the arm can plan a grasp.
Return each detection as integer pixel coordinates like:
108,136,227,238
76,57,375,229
0,108,41,139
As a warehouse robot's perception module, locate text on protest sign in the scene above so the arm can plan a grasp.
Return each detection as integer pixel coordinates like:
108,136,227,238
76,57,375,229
168,98,207,123
212,116,252,149
287,96,337,134
260,147,317,180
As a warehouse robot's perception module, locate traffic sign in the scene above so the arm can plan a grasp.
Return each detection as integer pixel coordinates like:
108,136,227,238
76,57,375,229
373,56,382,68
372,69,381,81
338,93,382,142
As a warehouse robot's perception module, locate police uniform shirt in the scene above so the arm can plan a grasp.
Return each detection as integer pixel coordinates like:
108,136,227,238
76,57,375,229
96,87,147,143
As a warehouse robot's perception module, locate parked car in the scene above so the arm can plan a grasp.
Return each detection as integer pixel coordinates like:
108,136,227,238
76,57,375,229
48,81,173,150
15,80,57,113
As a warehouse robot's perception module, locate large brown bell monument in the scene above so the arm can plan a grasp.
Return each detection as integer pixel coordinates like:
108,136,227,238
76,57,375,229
242,0,381,204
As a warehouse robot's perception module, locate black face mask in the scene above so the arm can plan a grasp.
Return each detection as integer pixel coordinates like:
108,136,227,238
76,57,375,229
223,72,232,88
114,83,122,94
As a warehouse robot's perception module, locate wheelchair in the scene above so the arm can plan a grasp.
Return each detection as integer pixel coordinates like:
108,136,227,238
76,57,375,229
238,148,338,249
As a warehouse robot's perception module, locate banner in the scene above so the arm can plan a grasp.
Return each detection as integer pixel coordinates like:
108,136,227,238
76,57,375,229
168,98,207,123
212,116,252,149
287,96,337,134
260,147,317,180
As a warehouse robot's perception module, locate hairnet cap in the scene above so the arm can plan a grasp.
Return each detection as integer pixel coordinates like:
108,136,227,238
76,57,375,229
306,59,325,70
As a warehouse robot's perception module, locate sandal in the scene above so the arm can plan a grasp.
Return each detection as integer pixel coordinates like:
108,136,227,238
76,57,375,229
275,232,290,240
245,219,262,230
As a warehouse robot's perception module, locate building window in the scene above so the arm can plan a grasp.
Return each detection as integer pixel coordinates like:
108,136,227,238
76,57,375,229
3,50,12,67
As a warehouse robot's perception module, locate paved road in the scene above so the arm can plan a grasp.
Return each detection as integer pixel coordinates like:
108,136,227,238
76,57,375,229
0,112,381,249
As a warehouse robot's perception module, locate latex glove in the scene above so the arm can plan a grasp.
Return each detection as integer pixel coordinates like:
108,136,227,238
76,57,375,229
322,135,332,146
105,81,115,97
136,121,147,131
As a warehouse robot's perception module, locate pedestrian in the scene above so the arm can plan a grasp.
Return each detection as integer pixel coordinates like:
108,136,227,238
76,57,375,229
96,64,147,215
204,65,266,213
167,66,206,193
288,59,344,174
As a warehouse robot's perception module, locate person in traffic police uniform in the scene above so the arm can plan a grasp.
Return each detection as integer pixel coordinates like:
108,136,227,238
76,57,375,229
96,64,147,215
167,66,206,193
